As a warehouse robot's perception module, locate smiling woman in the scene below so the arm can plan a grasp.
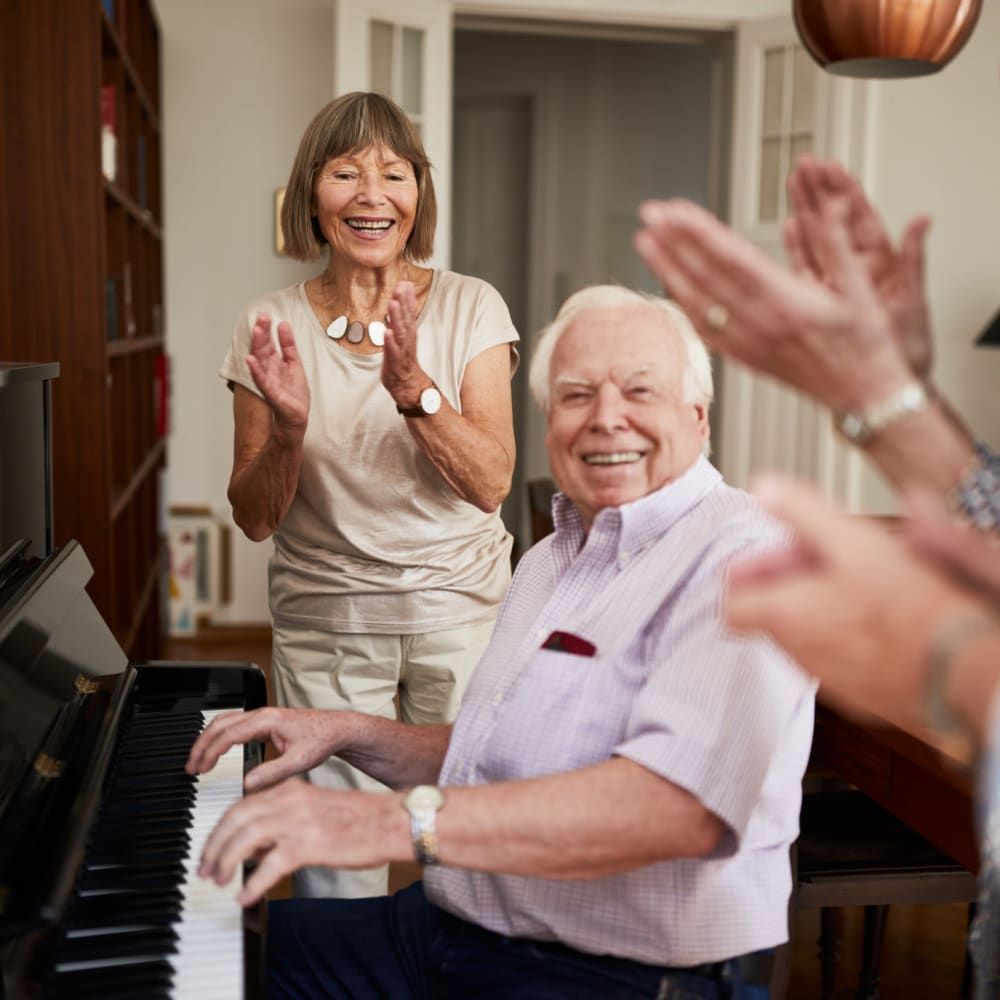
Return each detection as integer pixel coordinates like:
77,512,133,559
217,91,520,901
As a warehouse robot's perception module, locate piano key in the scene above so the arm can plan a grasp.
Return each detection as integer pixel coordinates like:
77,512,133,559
168,716,245,999
40,707,247,999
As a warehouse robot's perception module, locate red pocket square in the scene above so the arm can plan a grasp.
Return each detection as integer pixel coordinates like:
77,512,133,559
541,630,597,657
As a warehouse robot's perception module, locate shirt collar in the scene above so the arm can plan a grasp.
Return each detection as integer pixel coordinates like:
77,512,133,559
551,455,722,565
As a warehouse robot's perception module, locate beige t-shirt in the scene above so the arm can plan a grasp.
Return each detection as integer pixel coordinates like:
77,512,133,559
220,270,518,634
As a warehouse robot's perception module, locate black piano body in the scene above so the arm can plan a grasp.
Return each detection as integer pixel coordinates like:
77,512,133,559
0,539,266,999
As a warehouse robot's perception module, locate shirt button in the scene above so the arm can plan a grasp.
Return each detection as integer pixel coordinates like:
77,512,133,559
491,690,502,706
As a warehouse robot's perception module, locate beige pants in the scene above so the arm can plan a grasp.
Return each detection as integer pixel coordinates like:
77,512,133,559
270,620,497,899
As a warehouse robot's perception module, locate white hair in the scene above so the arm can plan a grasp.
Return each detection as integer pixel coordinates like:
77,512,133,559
527,285,714,420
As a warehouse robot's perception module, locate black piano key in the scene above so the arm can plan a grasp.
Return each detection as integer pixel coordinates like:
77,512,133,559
55,926,178,965
43,958,175,999
66,892,183,929
78,863,187,894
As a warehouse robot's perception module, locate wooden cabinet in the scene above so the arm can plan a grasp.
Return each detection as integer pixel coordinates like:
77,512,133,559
0,0,166,660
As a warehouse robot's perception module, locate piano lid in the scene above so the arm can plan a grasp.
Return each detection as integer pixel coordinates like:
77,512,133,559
0,541,127,822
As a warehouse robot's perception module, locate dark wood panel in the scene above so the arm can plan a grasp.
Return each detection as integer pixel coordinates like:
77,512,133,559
813,705,978,873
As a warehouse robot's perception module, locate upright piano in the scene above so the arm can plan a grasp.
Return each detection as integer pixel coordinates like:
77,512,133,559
0,539,266,999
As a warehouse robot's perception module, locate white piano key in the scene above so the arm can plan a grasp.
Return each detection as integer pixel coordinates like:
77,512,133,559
168,709,245,1000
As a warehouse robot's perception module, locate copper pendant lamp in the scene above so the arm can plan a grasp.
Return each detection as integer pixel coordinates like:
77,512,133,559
793,0,983,79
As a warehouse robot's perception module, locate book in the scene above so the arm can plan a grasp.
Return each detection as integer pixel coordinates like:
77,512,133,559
122,261,136,337
100,85,117,182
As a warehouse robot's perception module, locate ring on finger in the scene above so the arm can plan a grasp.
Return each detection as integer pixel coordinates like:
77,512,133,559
705,303,729,331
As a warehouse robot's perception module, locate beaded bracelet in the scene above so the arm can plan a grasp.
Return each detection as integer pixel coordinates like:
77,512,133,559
952,440,1000,534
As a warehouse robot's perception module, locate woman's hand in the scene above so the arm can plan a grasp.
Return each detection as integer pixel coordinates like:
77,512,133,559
377,279,515,512
725,474,992,736
381,281,431,408
784,156,934,382
246,311,310,441
634,196,913,414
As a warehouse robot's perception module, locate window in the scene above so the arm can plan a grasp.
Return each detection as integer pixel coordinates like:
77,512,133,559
757,44,816,223
368,19,425,133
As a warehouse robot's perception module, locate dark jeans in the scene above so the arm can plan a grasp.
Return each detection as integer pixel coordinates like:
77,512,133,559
266,881,772,999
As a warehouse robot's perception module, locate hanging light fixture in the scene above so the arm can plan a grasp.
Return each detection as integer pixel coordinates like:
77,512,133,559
793,0,983,79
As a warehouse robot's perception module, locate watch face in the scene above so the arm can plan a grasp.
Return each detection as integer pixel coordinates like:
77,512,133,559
420,387,442,415
407,785,444,811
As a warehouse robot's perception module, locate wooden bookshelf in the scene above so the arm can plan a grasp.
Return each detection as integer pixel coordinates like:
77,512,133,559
0,0,166,661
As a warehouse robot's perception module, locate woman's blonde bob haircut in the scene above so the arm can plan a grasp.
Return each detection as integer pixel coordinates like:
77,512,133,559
280,92,437,262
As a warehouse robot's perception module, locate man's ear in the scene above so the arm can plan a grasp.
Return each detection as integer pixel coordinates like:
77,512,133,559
693,402,709,438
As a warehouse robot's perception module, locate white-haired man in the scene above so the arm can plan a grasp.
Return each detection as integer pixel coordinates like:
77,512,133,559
188,285,814,999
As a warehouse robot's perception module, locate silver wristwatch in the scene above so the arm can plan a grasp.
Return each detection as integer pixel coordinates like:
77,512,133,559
834,381,929,446
402,785,446,865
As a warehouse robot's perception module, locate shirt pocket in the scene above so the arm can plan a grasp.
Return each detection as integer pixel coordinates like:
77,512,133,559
480,647,642,780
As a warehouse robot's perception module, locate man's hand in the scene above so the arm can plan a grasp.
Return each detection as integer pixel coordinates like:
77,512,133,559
198,781,409,906
186,707,346,793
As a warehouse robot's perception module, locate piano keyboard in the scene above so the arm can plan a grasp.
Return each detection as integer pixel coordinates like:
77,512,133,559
40,708,246,999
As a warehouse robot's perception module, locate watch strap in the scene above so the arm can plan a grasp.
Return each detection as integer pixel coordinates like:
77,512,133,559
834,381,929,446
396,384,440,418
403,785,445,866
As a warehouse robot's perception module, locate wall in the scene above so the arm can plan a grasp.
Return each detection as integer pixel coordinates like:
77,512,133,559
158,0,334,623
857,2,1000,509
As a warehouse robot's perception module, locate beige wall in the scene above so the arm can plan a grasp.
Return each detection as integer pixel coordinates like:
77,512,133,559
158,0,334,623
849,3,1000,510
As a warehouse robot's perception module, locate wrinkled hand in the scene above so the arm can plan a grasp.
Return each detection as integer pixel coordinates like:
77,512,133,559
186,706,344,793
903,491,1000,602
198,781,402,906
725,474,989,731
634,197,913,413
381,281,430,407
246,312,310,439
785,156,934,380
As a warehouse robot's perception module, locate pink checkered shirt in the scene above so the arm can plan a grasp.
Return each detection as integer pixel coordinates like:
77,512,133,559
425,457,815,965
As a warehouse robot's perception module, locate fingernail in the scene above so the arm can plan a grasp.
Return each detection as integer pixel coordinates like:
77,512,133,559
637,201,668,225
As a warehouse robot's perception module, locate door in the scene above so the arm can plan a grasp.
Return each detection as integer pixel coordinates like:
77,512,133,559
720,14,872,507
333,0,453,268
452,95,533,548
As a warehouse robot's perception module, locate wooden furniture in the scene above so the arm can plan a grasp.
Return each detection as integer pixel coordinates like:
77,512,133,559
0,0,165,660
813,705,977,873
780,707,979,999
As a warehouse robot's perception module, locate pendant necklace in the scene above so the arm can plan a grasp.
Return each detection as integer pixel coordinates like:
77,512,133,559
326,315,387,347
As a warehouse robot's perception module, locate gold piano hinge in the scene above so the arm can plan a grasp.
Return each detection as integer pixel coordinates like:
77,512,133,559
75,674,99,694
33,753,65,779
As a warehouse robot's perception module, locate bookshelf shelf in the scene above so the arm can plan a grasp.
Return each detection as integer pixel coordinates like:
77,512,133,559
0,0,166,661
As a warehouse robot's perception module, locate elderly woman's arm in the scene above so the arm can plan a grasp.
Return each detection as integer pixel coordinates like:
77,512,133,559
227,314,309,541
382,281,515,513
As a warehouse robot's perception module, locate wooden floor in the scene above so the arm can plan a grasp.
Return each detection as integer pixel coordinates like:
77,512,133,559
165,629,972,999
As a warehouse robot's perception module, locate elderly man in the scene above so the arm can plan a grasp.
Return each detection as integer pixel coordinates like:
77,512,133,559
188,285,814,999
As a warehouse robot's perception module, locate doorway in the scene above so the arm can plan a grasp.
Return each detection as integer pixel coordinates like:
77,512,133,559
451,23,729,552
